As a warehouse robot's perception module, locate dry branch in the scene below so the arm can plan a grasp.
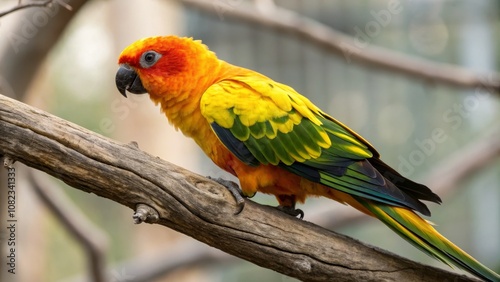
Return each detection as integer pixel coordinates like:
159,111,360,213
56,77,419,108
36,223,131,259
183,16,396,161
0,0,55,18
181,0,500,95
65,241,234,282
28,171,108,282
426,129,500,195
0,94,479,281
0,0,87,98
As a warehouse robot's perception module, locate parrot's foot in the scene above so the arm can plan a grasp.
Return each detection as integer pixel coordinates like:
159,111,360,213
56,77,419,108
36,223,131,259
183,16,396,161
207,176,246,215
275,195,304,219
276,205,304,219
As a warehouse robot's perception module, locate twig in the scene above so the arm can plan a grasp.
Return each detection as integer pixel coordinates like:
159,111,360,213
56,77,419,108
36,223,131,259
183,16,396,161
64,241,235,282
28,170,108,282
253,0,275,15
0,94,481,281
426,129,500,196
112,243,232,282
0,0,83,101
0,0,53,18
180,0,500,95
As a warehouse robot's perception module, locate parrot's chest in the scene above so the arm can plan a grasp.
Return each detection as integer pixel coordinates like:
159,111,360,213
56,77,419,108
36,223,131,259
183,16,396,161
200,136,239,175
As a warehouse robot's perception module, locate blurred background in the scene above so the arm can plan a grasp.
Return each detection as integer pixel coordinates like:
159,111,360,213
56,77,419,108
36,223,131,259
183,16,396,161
0,0,499,281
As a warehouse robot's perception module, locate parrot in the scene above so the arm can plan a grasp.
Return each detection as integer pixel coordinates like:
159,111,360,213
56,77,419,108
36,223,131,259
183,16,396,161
115,35,500,282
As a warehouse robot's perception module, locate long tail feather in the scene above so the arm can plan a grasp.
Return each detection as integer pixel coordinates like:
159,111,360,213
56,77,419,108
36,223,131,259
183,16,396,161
356,197,500,282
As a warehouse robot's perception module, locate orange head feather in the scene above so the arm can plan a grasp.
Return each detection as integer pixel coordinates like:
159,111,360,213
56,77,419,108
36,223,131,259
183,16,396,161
116,36,232,140
117,36,222,103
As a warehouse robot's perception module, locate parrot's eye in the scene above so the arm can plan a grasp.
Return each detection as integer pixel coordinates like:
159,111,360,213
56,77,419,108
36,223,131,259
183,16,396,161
140,51,161,68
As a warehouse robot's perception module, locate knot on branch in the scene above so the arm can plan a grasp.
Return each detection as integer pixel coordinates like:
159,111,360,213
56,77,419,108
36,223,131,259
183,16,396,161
293,259,312,273
3,155,16,168
127,141,140,149
133,203,160,224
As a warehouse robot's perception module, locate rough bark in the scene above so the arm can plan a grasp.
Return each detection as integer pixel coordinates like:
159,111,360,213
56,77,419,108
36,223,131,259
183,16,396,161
0,94,479,282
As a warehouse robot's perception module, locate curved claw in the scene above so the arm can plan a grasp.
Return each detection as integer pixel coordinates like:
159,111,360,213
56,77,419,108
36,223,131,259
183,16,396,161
234,200,245,215
276,206,304,219
207,176,246,215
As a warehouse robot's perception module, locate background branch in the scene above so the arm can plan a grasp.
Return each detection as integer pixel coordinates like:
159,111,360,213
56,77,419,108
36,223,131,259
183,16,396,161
426,129,500,196
28,171,108,282
181,0,500,95
0,0,87,98
0,2,88,281
0,94,480,281
66,242,234,282
0,0,55,18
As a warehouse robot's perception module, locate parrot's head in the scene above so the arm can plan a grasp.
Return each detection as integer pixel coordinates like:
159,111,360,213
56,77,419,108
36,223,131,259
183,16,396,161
115,36,219,101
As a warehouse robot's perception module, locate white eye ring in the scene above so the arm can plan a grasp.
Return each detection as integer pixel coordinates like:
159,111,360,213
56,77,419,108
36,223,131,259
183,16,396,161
140,51,162,68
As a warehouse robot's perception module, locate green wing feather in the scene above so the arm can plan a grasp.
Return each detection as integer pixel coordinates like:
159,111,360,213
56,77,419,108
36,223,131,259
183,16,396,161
201,74,430,213
201,76,373,161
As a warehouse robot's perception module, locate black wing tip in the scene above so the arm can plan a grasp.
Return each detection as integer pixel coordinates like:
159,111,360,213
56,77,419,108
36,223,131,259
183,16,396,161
369,158,443,205
415,202,432,217
422,189,442,204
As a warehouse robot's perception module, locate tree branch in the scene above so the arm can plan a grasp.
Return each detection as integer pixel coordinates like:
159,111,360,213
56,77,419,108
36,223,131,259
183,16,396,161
0,94,479,281
0,0,55,18
180,0,500,95
65,241,234,282
28,171,108,282
0,0,86,98
426,129,500,195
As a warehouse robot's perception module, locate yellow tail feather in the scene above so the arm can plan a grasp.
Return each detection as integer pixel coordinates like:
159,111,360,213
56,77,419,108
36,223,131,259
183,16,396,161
356,198,500,282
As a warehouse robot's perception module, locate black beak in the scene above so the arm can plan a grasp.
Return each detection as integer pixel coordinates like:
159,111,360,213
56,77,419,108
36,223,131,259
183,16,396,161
115,64,147,97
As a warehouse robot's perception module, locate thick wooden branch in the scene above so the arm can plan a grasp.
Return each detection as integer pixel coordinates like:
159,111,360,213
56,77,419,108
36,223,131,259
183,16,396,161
0,94,478,281
181,0,500,95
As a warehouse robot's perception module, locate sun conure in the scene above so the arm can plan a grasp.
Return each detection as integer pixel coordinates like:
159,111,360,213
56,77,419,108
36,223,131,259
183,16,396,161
115,35,499,282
